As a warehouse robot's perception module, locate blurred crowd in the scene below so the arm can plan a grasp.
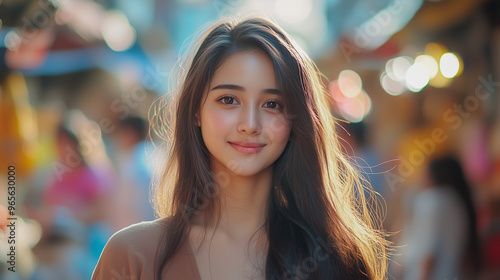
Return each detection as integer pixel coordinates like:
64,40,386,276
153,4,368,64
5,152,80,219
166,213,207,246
339,120,500,280
1,71,159,279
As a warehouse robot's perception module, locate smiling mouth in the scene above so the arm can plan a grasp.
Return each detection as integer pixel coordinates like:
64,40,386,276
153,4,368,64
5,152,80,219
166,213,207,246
228,142,266,154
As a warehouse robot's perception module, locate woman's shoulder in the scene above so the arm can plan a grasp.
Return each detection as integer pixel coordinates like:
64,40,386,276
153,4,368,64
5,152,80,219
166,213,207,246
92,218,170,280
109,218,168,247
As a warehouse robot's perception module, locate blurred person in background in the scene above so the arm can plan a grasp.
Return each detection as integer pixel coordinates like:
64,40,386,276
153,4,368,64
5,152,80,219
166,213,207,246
401,156,479,280
25,125,114,280
43,125,109,225
109,116,156,230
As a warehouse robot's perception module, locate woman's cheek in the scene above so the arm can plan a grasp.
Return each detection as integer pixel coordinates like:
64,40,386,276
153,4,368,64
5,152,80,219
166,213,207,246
268,114,291,133
206,107,235,131
268,114,290,133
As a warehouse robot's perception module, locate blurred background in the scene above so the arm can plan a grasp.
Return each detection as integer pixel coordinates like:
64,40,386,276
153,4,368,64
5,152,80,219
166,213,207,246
0,0,499,279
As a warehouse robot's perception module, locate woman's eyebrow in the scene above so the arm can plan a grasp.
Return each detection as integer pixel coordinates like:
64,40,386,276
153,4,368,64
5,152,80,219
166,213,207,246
210,84,281,95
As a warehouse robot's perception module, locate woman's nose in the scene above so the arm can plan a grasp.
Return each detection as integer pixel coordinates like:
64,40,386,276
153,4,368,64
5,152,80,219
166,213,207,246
236,105,261,135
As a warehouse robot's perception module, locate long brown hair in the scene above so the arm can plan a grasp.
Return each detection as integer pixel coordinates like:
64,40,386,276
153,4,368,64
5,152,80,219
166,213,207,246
150,17,387,279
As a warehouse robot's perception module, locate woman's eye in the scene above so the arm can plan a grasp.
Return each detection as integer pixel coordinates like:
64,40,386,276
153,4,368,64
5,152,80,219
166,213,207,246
264,101,283,110
218,96,236,105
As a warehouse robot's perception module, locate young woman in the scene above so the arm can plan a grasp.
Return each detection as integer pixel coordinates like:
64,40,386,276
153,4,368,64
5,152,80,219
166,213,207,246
92,17,387,280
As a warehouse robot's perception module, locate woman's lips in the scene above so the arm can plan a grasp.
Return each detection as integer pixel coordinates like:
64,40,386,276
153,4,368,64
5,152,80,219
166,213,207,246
229,142,266,154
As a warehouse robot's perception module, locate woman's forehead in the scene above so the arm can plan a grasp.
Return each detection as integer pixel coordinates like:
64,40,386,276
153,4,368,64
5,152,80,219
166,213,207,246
209,50,279,90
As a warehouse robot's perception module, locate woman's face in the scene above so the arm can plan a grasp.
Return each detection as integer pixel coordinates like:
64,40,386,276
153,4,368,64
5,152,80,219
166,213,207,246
198,49,291,177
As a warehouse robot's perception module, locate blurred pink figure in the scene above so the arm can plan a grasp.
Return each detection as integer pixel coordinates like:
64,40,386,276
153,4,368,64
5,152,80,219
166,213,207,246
43,126,110,225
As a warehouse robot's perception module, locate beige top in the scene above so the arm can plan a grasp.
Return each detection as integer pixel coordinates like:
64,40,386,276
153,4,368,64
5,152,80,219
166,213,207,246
91,219,201,280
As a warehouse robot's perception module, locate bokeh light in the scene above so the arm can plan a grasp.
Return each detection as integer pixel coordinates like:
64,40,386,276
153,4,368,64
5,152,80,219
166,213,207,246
329,79,349,103
425,42,448,60
337,90,372,123
405,62,430,92
382,47,459,93
440,52,461,78
331,71,372,123
338,70,362,98
381,71,406,96
101,11,136,52
415,54,438,79
360,90,372,116
339,97,365,123
385,58,398,82
391,56,413,82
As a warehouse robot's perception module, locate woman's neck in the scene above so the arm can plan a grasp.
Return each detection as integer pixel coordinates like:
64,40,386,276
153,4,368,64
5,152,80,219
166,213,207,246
198,164,273,239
